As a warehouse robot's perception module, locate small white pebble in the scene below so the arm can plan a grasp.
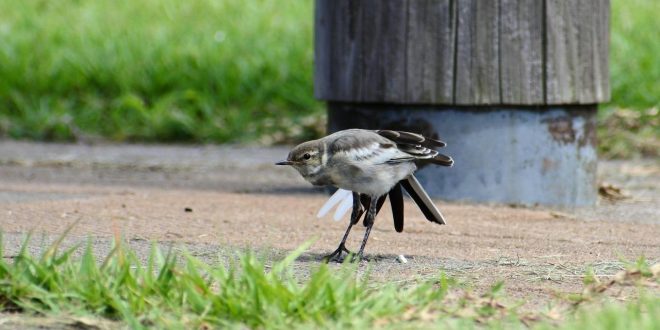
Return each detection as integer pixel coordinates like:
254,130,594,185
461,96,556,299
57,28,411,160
396,255,408,264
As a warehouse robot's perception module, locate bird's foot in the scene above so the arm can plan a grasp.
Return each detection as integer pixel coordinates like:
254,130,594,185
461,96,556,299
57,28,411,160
322,244,353,263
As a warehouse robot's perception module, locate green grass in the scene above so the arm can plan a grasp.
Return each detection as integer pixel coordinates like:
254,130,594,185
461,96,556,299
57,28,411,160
535,297,660,330
598,107,659,159
598,0,660,159
608,0,660,110
1,233,658,329
0,0,321,143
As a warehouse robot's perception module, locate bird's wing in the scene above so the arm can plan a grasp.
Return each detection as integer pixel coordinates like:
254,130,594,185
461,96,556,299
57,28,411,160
317,188,352,218
315,186,405,234
377,130,446,148
334,193,353,221
377,130,454,167
328,130,412,165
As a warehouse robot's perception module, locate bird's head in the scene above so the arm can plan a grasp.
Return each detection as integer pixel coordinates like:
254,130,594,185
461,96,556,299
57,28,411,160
275,140,323,178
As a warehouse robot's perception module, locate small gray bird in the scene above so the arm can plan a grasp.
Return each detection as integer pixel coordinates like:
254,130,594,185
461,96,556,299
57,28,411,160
276,128,453,261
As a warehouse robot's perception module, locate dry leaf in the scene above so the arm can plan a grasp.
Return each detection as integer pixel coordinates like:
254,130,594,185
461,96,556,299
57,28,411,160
598,183,630,201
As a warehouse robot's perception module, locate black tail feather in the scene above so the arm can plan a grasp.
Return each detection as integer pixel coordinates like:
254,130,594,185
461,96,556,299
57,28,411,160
400,175,446,225
377,130,447,149
429,153,454,167
389,183,404,232
424,137,447,148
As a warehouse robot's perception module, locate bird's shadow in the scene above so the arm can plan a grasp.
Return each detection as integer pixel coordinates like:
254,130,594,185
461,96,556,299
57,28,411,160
295,251,414,264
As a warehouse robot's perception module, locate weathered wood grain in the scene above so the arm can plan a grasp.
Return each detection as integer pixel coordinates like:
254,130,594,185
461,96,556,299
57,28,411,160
338,0,363,101
313,0,331,99
454,0,500,104
500,0,544,104
314,0,610,105
359,0,408,102
577,0,598,103
405,0,455,103
545,0,610,104
335,0,360,101
594,0,610,102
313,0,359,101
546,0,580,104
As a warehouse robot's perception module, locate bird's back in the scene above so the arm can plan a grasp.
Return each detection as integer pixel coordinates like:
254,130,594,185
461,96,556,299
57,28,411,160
319,130,415,196
324,129,453,166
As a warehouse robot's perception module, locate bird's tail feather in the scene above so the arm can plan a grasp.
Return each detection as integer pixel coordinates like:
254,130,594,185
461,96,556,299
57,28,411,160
377,130,447,148
389,183,404,232
428,153,454,167
400,174,446,225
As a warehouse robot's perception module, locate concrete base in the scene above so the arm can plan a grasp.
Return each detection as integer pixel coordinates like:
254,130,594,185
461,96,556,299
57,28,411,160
328,103,598,207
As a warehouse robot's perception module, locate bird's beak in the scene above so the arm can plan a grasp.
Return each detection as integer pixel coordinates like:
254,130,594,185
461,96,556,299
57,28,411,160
275,160,293,166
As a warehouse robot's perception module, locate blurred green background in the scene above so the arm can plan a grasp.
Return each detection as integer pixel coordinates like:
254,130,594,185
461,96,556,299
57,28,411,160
0,0,657,158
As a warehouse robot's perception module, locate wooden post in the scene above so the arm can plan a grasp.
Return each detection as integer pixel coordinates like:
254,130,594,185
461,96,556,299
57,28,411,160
315,0,609,206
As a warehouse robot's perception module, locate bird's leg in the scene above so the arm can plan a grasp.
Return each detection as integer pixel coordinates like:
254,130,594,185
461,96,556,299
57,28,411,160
355,196,379,262
323,192,363,263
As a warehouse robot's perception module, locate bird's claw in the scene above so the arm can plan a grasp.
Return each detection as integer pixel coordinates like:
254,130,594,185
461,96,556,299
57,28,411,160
322,244,354,263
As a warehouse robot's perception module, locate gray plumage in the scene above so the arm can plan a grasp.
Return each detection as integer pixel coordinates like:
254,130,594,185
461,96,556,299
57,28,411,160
276,128,453,261
279,129,451,196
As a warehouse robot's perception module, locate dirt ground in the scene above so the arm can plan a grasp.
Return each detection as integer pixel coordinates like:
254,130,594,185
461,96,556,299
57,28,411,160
0,140,658,311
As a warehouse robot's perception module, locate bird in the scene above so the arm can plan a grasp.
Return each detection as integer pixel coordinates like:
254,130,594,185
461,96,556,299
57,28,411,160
276,128,453,261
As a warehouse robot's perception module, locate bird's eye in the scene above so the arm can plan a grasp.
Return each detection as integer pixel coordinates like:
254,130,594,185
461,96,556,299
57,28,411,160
303,153,311,160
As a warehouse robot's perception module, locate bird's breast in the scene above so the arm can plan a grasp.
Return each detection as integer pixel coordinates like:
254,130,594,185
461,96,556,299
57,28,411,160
327,162,416,196
303,171,334,186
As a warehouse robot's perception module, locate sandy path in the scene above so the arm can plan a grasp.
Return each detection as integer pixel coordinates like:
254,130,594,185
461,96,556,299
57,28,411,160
1,141,658,308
